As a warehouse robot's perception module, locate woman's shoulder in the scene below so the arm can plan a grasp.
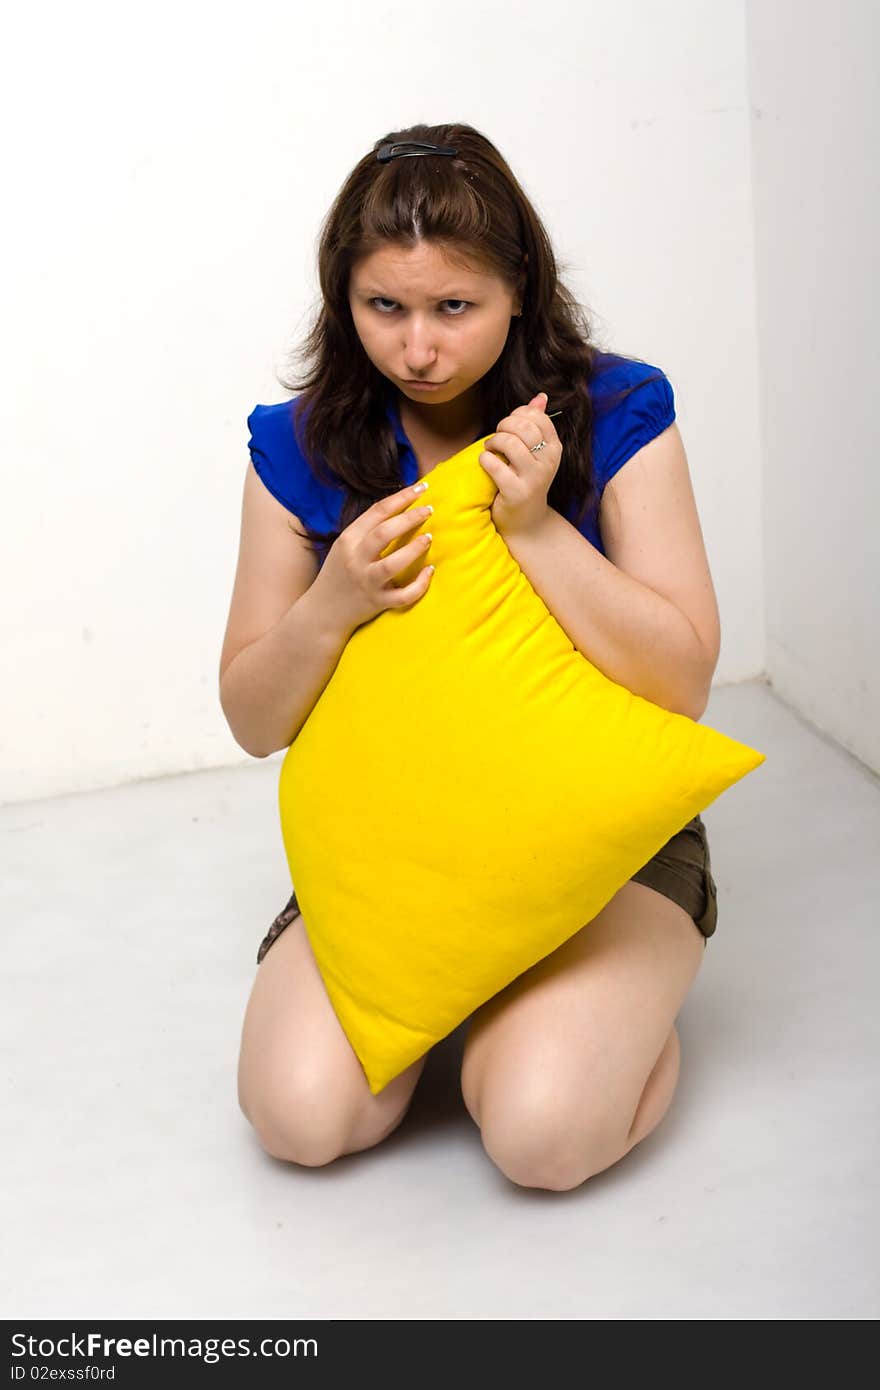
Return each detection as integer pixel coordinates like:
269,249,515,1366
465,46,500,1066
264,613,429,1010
589,349,673,411
587,350,676,490
247,396,303,455
246,395,341,522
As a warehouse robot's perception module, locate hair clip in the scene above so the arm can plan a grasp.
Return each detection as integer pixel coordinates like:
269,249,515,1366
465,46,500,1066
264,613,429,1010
376,141,459,163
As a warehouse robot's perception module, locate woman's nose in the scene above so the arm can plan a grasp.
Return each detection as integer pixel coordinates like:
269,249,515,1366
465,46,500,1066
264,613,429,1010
402,319,439,361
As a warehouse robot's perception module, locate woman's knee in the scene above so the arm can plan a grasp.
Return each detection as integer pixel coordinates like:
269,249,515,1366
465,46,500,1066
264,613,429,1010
244,1064,363,1167
239,1056,419,1167
238,908,427,1166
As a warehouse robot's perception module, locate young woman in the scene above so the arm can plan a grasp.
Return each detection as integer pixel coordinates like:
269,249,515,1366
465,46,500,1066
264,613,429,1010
221,124,721,1191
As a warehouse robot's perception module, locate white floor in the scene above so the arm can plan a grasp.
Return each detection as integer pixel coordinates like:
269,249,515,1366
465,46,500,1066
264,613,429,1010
3,678,878,1321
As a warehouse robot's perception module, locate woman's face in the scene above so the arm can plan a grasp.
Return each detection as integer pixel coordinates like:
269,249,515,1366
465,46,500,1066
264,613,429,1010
348,240,522,412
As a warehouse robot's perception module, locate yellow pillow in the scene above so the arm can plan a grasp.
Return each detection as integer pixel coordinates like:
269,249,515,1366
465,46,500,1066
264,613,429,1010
277,437,765,1095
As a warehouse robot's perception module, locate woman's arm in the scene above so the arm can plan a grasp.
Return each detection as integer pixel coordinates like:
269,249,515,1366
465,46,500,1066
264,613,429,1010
219,464,352,758
500,424,721,721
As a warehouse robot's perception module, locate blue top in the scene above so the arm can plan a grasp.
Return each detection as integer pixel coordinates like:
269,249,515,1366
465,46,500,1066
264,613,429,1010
246,351,675,563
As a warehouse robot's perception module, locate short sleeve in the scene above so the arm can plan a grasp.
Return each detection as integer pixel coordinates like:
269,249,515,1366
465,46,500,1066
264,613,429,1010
593,368,676,493
247,402,306,517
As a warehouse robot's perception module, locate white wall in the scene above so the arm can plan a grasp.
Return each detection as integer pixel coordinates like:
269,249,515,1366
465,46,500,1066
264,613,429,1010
2,0,765,804
746,0,879,772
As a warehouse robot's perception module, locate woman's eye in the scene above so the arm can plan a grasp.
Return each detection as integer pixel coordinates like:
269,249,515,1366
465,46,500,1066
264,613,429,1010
369,298,470,316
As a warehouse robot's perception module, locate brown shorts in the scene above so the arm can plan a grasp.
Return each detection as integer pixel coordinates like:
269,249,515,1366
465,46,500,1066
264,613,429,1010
256,813,718,966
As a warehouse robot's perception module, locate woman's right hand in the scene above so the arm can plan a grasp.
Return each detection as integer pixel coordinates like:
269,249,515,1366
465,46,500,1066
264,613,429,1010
311,481,435,637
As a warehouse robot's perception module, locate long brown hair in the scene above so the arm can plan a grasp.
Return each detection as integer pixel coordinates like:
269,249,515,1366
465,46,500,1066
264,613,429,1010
276,121,664,563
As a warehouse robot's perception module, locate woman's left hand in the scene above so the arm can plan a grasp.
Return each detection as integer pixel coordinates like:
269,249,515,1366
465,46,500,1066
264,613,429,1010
479,391,562,538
